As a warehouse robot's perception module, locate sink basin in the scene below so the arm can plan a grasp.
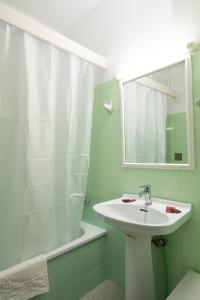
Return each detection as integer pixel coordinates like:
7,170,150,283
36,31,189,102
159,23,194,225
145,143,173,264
93,194,192,300
93,194,192,237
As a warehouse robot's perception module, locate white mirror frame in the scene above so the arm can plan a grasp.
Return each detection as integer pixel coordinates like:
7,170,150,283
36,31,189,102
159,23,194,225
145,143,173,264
120,55,195,170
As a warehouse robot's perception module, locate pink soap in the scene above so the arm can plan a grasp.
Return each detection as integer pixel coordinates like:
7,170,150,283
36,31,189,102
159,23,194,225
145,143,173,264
122,199,136,203
166,206,181,214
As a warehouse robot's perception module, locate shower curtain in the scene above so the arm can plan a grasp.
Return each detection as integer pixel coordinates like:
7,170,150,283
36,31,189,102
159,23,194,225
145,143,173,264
0,21,95,270
124,81,167,163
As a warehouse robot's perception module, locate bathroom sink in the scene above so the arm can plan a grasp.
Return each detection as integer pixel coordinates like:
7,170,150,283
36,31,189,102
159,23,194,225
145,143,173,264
94,194,192,299
93,194,192,237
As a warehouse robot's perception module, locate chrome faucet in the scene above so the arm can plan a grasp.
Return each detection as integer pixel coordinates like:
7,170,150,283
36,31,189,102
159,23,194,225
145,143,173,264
138,184,152,206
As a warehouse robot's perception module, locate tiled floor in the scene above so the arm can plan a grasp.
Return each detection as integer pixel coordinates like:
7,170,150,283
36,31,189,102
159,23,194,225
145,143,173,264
81,279,125,300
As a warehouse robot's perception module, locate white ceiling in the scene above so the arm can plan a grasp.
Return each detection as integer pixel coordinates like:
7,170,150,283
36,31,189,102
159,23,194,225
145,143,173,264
67,0,174,56
0,0,200,81
0,0,103,34
66,0,200,79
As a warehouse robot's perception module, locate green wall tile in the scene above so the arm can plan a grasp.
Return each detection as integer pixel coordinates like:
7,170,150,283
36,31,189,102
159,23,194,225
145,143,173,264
106,225,125,288
152,245,167,300
166,112,188,163
181,239,200,274
33,237,107,300
85,50,200,300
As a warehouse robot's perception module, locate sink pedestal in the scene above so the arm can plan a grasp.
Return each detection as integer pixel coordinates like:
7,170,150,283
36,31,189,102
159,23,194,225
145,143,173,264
125,235,155,300
93,195,191,299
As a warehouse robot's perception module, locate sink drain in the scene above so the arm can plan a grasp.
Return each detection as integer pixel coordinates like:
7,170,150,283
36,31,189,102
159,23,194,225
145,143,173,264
140,208,149,212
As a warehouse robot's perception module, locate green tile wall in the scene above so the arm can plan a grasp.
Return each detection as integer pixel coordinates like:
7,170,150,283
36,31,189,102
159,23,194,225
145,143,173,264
166,112,188,163
33,237,107,300
85,50,200,299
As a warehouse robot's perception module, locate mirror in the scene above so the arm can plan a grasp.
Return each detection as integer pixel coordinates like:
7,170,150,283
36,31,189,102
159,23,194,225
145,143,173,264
120,56,194,169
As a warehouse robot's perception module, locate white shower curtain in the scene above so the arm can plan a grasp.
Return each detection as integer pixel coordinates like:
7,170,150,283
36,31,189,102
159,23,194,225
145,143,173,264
124,81,167,163
0,21,95,270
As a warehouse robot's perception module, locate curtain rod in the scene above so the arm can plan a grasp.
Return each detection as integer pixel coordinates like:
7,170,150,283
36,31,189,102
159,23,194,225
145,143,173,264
0,2,107,69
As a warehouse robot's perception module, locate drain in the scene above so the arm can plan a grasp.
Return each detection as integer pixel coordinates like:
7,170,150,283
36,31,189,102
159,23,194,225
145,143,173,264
140,208,148,212
152,236,167,247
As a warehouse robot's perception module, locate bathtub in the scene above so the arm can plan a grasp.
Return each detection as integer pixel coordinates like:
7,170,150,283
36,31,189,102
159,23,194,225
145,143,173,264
46,221,106,260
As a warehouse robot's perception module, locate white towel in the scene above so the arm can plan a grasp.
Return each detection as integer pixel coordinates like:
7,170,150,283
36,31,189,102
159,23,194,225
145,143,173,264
0,255,49,300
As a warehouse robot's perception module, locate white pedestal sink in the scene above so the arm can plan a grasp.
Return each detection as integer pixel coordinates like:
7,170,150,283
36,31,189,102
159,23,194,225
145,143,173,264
93,194,192,300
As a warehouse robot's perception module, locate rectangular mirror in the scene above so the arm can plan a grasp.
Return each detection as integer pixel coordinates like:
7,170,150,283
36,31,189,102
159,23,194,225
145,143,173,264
120,55,195,169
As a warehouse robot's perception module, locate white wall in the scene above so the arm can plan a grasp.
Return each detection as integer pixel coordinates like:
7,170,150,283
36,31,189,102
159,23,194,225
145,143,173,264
167,62,186,114
149,62,186,114
66,0,200,82
1,0,200,83
0,0,102,34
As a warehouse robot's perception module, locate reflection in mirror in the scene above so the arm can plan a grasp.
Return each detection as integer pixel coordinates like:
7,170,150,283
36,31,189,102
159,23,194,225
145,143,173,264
121,58,194,169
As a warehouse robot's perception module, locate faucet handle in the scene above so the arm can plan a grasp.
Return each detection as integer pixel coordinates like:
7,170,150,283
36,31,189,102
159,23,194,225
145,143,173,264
139,184,151,192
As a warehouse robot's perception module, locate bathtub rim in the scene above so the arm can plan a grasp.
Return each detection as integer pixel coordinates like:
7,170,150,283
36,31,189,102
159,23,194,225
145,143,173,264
46,221,106,261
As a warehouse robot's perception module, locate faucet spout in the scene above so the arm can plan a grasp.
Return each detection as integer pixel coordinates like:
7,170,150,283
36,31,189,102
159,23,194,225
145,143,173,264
138,184,152,206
